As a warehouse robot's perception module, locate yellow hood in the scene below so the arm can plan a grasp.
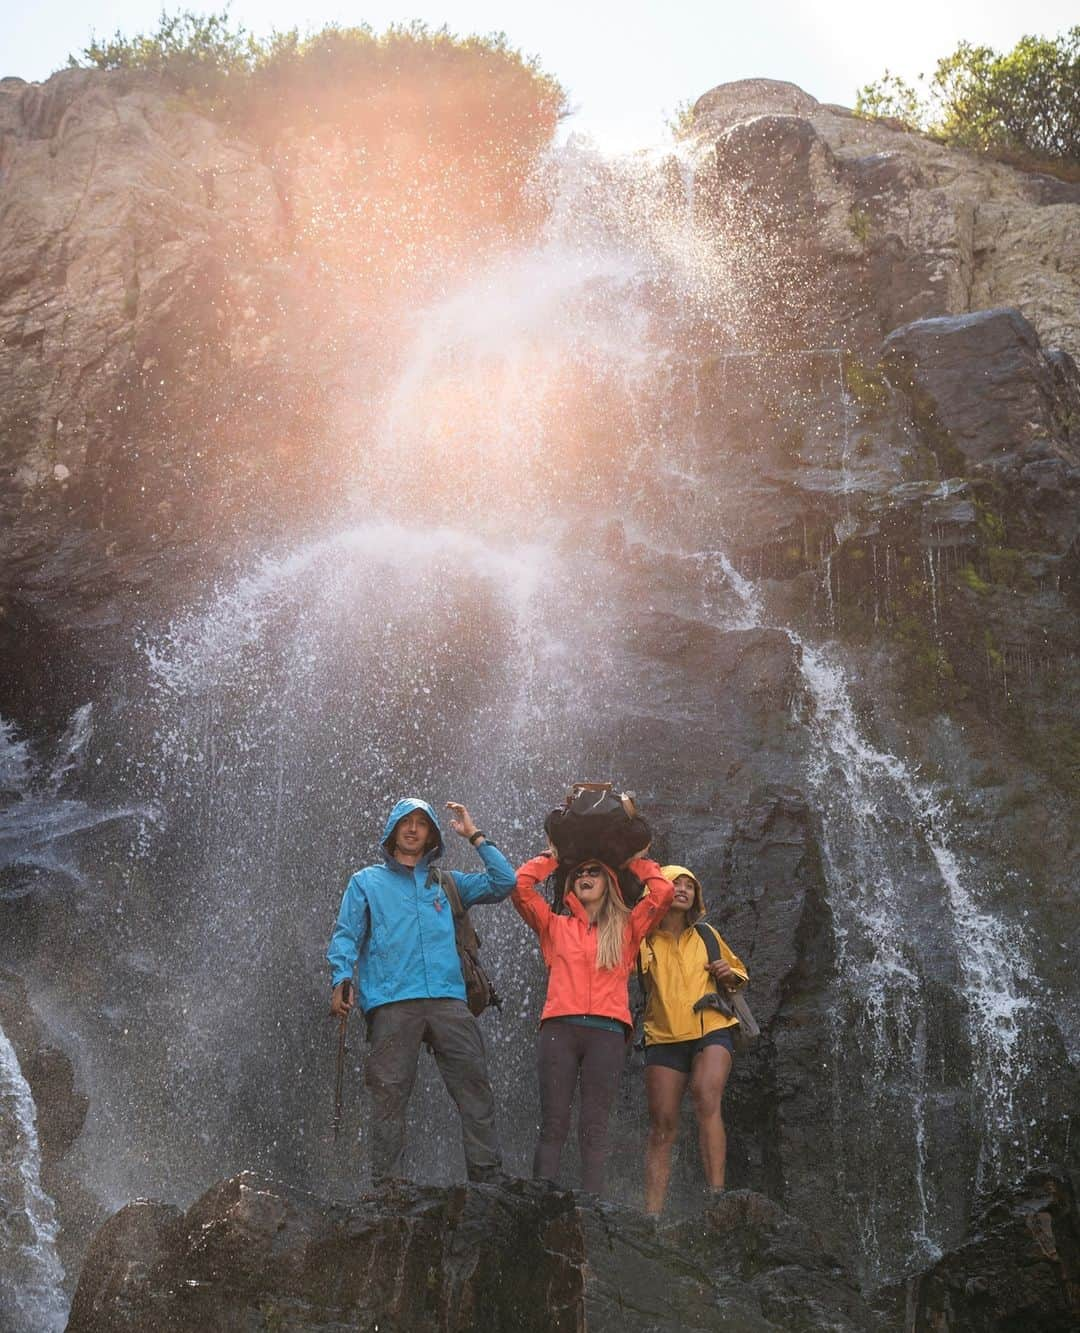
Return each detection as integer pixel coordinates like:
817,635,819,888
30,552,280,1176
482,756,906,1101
660,864,705,922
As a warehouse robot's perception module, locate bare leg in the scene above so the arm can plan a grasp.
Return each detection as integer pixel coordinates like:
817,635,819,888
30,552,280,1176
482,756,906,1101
689,1044,733,1191
643,1063,689,1215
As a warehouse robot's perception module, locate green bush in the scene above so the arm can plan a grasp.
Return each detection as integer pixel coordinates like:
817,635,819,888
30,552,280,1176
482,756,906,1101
71,10,566,159
855,27,1080,171
71,10,568,258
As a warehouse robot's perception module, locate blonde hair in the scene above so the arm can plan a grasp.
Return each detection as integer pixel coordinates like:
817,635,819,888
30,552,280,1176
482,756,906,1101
592,871,631,970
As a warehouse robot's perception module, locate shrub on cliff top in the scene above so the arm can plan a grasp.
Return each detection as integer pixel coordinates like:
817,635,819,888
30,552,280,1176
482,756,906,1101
72,9,567,166
856,27,1080,174
71,10,569,262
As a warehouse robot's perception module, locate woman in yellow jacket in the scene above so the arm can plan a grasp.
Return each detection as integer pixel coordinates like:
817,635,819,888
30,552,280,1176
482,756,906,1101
638,864,748,1215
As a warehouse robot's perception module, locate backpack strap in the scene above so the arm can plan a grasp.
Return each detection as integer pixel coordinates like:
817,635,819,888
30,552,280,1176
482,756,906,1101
694,921,722,965
631,939,653,1050
435,869,481,945
430,868,500,1013
435,867,465,919
695,922,760,1041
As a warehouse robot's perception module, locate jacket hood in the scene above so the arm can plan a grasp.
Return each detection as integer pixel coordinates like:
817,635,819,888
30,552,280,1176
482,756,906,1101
381,798,443,861
661,864,704,922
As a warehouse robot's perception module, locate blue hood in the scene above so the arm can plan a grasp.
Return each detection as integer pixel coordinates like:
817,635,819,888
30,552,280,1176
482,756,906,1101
381,797,443,861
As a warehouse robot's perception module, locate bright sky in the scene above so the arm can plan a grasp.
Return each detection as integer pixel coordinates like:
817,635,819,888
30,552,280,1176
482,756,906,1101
6,1,1077,148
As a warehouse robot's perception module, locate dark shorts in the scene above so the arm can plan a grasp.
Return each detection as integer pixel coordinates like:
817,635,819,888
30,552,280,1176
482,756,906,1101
644,1029,735,1074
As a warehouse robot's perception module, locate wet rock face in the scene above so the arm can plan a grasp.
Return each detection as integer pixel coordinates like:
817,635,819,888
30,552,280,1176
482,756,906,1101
693,81,1080,360
0,972,87,1166
899,1169,1080,1332
2,65,1079,1312
67,1172,872,1332
0,970,100,1285
882,308,1080,467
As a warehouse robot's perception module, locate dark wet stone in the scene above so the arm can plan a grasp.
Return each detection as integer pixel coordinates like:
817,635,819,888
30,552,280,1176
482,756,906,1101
881,308,1073,466
67,1171,875,1332
880,1168,1080,1332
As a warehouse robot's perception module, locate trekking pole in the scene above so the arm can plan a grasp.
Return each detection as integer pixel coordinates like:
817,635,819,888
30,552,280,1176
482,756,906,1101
333,979,351,1142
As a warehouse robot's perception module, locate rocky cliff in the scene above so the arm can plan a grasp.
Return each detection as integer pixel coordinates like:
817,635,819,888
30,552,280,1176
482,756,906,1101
1,65,1079,1331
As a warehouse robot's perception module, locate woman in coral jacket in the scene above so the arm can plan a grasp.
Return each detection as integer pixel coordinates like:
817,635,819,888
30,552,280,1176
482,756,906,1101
512,851,674,1195
638,864,748,1215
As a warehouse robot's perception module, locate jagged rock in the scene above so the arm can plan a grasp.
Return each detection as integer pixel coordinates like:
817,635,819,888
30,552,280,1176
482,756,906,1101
894,1168,1080,1331
0,68,357,672
692,79,821,133
0,969,98,1288
0,971,86,1165
882,307,1080,468
67,1172,873,1332
691,80,1080,358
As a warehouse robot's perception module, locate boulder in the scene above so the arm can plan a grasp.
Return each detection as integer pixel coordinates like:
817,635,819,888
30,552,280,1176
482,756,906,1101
690,80,1080,359
881,307,1080,467
67,1171,874,1332
692,80,821,135
898,1168,1080,1331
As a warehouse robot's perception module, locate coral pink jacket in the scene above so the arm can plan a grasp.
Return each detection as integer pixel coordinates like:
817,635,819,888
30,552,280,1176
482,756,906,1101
512,854,674,1027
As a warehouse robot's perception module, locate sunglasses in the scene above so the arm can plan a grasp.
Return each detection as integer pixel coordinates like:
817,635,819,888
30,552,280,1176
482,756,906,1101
573,864,605,880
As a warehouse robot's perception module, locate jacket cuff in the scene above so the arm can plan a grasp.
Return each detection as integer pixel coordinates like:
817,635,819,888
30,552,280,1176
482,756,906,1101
518,852,558,879
627,857,663,878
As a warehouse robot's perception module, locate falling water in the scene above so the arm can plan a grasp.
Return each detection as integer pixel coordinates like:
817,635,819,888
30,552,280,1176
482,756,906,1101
0,1026,67,1333
695,534,1035,1274
6,129,1054,1297
0,707,151,891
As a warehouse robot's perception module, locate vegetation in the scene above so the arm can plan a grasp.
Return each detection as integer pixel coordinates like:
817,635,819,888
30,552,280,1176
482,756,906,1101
842,356,890,415
855,28,1080,174
70,10,569,271
667,98,697,140
846,206,873,246
72,9,567,138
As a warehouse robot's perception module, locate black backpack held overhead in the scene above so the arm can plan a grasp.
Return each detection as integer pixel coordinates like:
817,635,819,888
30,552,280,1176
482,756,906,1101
545,783,651,867
545,782,652,909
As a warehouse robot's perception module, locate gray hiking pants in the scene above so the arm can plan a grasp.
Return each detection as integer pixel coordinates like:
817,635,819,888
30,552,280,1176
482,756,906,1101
365,997,502,1184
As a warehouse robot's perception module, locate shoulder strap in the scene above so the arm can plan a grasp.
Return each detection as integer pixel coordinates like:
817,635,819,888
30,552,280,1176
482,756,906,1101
436,868,466,920
695,921,759,1038
694,921,722,964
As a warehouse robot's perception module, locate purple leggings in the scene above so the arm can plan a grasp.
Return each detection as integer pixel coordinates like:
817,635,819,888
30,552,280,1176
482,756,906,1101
533,1018,626,1195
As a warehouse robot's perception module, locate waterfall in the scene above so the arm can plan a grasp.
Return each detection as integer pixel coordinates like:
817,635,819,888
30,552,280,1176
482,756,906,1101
6,132,1056,1290
0,706,151,891
0,1025,67,1333
696,541,1035,1276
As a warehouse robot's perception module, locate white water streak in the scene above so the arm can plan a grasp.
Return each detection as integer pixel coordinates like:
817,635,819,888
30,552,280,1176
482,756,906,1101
700,540,1031,1258
0,1026,67,1333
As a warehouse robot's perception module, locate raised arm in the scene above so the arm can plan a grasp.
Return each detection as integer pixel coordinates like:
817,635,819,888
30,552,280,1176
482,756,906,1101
451,840,518,906
511,852,559,936
444,801,517,906
624,858,675,953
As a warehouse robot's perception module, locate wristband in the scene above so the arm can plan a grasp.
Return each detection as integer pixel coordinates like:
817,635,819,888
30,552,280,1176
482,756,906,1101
468,830,486,845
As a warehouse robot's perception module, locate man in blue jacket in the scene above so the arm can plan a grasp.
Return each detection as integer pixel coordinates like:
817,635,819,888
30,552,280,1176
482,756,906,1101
328,797,516,1185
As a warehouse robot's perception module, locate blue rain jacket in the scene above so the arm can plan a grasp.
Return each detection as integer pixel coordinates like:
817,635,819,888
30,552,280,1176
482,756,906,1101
327,798,516,1013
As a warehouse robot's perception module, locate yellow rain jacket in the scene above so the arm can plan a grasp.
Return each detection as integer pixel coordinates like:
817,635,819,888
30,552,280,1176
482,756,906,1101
639,865,749,1045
